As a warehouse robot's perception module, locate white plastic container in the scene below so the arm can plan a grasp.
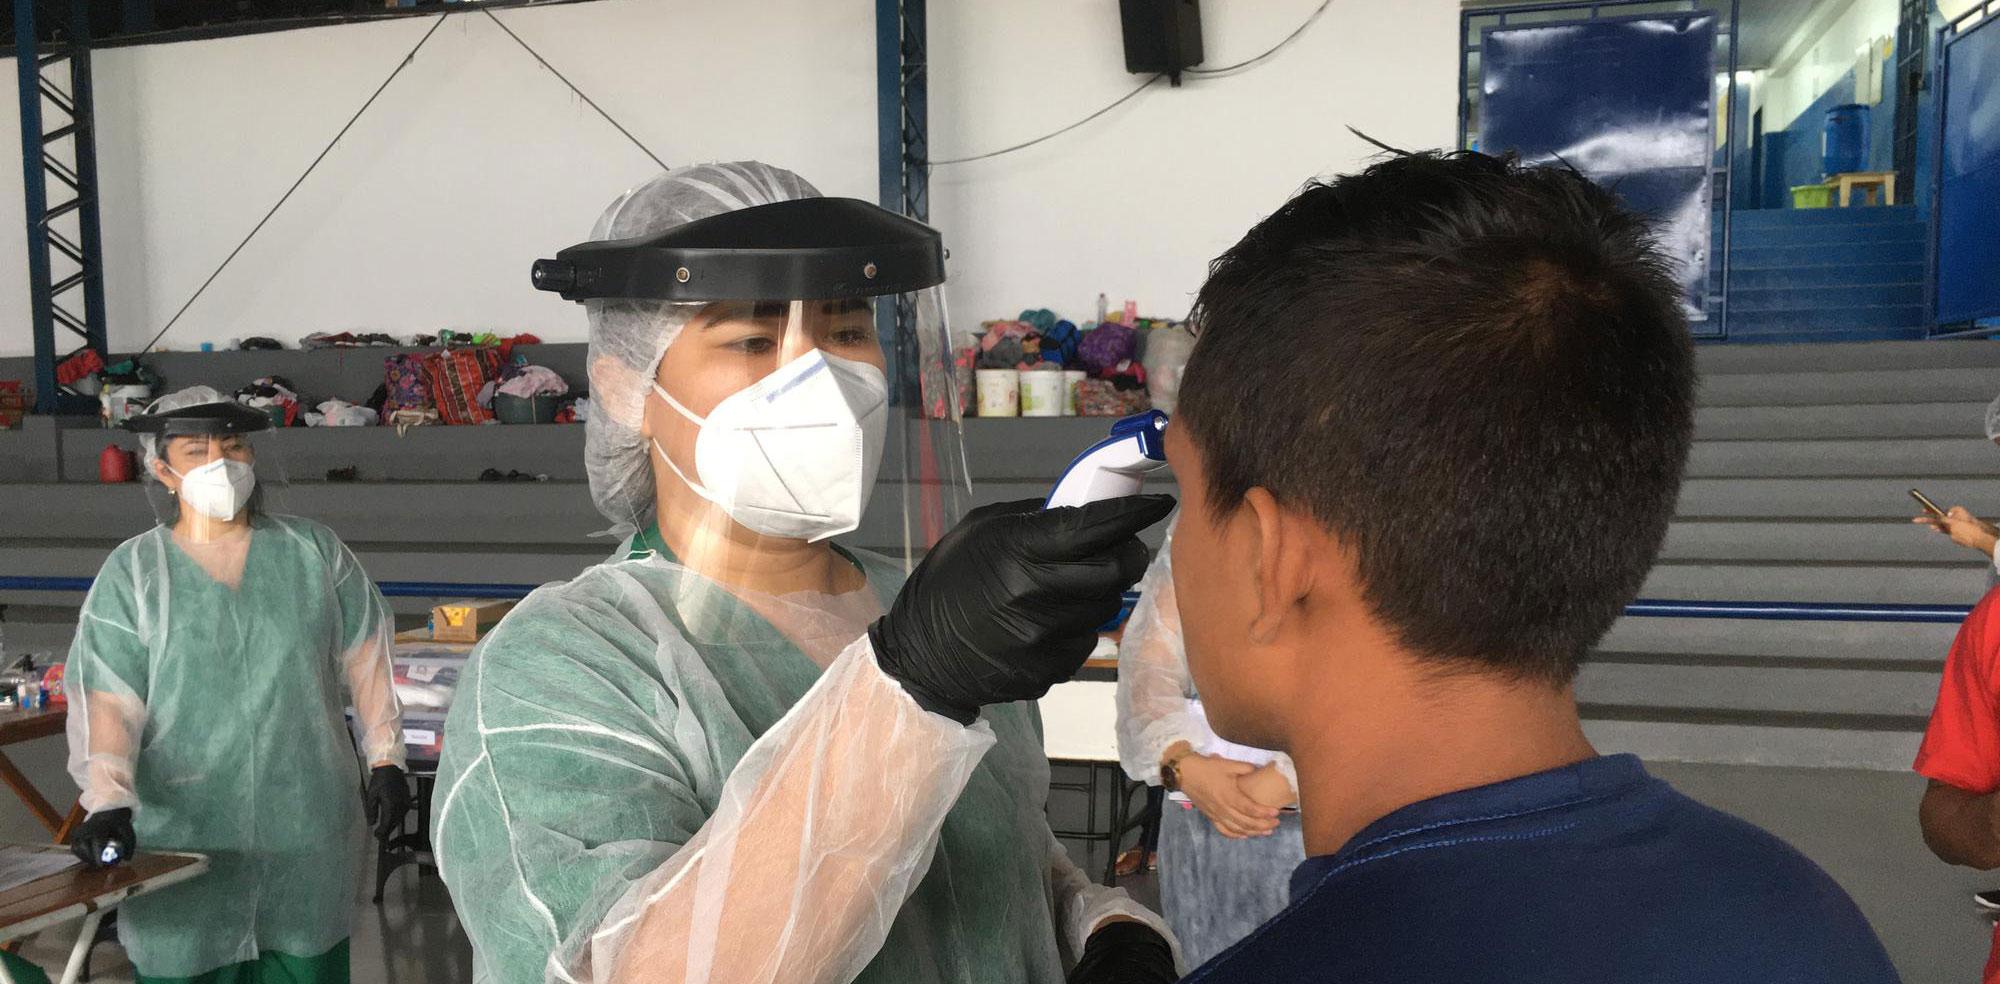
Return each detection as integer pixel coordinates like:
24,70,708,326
1062,370,1088,416
1019,370,1064,417
976,369,1020,417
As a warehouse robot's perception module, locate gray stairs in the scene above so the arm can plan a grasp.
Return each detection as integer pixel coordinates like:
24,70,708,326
5,339,2000,769
1577,339,2000,769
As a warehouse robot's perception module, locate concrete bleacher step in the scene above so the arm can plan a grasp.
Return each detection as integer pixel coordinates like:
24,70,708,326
1660,520,1979,564
1676,476,2000,518
1700,366,2000,405
1693,402,1987,439
1581,720,1918,772
1642,561,1986,605
1695,339,2000,374
1597,614,1956,665
1577,661,1938,720
1687,437,2000,478
0,539,605,586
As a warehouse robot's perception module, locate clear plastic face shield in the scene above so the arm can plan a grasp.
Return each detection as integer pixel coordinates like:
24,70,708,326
122,398,289,537
535,196,968,599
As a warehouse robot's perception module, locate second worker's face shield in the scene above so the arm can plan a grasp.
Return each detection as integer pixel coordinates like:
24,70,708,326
536,196,969,569
122,398,289,533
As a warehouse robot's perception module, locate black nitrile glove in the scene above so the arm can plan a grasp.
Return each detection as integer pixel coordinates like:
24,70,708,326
364,765,412,843
71,808,135,868
1068,920,1177,984
871,494,1176,724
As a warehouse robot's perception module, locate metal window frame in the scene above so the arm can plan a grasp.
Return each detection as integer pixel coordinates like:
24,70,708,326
1458,0,1741,341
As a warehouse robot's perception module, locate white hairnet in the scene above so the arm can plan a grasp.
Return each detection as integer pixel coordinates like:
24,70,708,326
1986,392,2000,442
584,162,822,532
138,384,231,478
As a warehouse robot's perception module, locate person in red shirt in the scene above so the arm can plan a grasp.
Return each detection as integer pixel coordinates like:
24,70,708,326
1917,588,2000,982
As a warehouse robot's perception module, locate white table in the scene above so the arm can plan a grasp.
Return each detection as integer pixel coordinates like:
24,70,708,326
0,847,209,984
1039,680,1139,884
1039,680,1122,763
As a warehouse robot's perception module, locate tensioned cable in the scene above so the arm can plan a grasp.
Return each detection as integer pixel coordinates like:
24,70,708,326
481,9,670,172
924,0,1333,166
138,13,451,355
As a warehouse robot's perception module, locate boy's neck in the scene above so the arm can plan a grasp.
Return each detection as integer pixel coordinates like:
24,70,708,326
1289,669,1597,857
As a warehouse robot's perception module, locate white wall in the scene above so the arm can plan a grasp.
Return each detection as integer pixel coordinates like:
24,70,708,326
927,0,1461,327
1761,0,1898,129
0,0,1461,357
0,0,877,357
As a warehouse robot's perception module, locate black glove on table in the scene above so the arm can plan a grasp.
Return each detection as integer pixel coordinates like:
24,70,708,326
871,494,1175,724
1069,920,1178,984
71,807,135,868
364,764,412,843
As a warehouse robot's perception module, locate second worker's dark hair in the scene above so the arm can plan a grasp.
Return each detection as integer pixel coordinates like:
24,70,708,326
1176,150,1696,686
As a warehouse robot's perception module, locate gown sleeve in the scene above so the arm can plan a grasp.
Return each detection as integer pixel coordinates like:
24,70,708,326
323,531,405,769
66,544,152,815
1045,830,1184,973
433,588,994,984
1116,519,1196,785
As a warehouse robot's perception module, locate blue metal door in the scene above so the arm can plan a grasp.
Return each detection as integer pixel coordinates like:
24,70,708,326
1932,3,2000,330
1480,12,1719,330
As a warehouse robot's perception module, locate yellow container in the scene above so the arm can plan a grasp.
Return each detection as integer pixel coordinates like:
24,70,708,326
1790,184,1833,209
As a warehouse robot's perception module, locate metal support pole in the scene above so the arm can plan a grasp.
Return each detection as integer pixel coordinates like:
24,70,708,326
66,0,108,367
874,0,929,404
16,0,108,415
17,0,58,414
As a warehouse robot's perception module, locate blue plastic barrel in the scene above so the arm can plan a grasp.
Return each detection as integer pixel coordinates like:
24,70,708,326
1822,103,1871,177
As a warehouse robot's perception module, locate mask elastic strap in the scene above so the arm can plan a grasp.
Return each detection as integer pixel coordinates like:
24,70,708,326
650,438,723,508
647,383,726,503
651,382,706,427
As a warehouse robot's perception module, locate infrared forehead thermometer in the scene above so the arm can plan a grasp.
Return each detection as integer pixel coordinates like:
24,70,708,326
1045,411,1171,508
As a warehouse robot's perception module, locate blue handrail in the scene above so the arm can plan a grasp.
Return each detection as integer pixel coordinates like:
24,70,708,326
0,576,1977,623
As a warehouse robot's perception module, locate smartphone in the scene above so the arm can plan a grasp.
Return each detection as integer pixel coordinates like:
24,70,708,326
1910,488,1947,520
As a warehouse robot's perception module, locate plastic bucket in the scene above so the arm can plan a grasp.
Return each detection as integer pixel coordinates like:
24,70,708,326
1822,103,1870,177
494,393,559,424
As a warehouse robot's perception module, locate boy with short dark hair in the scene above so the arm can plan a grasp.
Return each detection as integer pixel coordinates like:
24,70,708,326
1161,150,1900,982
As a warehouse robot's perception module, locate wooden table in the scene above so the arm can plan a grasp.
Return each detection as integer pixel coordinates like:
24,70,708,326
0,846,207,984
0,710,82,846
1829,170,1897,206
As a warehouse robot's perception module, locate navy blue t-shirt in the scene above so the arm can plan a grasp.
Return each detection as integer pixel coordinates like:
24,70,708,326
1183,754,1899,983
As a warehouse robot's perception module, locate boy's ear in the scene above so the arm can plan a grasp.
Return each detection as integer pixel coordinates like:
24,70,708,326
1244,488,1316,643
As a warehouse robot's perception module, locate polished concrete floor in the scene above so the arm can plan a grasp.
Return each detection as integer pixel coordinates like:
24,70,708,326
11,760,1990,984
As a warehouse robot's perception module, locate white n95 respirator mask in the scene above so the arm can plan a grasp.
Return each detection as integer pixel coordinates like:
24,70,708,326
169,458,257,521
651,349,889,542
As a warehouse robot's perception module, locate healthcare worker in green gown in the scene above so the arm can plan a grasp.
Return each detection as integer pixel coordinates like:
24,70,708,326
431,162,1178,984
65,385,412,984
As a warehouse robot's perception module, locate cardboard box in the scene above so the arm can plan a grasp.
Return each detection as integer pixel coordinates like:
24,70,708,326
427,599,515,643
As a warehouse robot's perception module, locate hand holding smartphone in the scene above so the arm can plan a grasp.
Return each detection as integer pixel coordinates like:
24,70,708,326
1911,488,1947,521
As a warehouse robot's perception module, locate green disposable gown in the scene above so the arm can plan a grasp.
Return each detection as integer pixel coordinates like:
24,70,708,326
433,535,1081,984
66,515,397,982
